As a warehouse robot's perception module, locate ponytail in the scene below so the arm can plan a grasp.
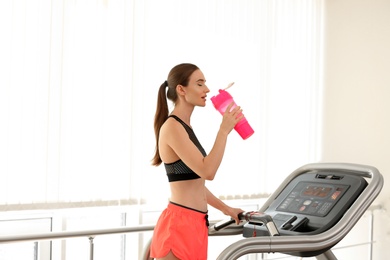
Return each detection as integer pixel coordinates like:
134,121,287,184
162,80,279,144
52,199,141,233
152,81,169,166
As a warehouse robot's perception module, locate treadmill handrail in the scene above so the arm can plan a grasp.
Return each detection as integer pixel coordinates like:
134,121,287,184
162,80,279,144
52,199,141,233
209,212,280,236
216,163,384,260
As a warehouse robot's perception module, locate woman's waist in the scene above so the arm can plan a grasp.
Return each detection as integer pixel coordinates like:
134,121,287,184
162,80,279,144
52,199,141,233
169,196,207,212
167,201,209,226
169,194,207,212
168,201,207,215
169,179,207,211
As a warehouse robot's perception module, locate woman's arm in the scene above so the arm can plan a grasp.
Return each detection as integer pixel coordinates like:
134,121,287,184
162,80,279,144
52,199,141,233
205,187,244,224
163,103,243,181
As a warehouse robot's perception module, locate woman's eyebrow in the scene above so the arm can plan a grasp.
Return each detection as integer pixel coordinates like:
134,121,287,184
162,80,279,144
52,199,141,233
196,79,206,83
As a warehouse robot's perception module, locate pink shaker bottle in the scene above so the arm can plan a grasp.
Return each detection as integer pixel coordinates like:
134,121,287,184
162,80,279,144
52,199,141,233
210,89,254,140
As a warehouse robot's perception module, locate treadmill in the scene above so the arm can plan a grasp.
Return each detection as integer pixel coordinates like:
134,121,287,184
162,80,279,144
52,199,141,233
210,162,383,259
143,163,383,260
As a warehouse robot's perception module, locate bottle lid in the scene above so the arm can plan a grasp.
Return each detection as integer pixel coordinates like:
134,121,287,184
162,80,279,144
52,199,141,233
210,89,233,108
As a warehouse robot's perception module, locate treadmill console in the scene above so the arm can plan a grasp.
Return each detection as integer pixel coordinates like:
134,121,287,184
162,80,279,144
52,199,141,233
276,181,348,217
243,170,367,237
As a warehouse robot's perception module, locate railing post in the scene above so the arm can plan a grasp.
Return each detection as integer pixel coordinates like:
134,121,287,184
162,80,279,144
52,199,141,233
89,236,95,260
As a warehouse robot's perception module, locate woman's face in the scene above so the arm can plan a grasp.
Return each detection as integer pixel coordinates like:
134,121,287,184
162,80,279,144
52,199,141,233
183,69,210,107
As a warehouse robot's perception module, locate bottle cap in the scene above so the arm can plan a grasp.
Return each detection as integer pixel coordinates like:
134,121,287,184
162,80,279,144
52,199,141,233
210,89,233,109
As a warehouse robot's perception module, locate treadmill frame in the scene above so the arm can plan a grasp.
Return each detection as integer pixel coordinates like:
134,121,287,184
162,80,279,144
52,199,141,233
215,162,384,260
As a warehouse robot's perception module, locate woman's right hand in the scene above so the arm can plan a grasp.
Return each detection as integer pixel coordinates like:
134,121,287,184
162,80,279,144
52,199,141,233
220,102,244,135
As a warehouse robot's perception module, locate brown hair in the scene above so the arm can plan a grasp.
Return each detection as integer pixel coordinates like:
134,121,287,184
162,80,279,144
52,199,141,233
151,63,200,166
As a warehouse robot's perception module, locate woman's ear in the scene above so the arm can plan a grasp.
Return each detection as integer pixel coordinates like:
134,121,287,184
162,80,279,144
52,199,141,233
176,84,186,96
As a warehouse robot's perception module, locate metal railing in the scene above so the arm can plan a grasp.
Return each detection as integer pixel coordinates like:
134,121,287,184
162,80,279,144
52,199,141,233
0,224,155,260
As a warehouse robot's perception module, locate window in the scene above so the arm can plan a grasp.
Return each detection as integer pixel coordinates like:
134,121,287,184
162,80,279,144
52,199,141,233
0,0,323,207
0,217,51,259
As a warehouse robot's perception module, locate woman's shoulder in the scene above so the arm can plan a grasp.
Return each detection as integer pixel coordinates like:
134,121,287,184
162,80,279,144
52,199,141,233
159,116,193,156
162,116,180,128
160,117,185,137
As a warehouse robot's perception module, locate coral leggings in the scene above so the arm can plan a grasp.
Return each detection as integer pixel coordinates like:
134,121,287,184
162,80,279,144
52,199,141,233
150,202,209,260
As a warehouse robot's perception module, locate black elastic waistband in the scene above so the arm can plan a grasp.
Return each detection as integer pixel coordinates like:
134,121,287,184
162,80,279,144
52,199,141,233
169,201,208,214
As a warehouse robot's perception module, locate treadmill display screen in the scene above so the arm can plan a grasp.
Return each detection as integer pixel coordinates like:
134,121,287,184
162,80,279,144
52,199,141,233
276,182,350,217
302,186,332,198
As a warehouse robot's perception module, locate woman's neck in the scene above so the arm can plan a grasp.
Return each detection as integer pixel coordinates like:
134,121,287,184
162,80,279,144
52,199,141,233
171,105,194,126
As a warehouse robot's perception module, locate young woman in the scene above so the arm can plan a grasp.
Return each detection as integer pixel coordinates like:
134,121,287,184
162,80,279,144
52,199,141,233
150,63,244,260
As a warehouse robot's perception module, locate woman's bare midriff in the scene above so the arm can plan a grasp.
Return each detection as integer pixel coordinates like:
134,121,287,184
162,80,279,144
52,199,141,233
169,178,208,212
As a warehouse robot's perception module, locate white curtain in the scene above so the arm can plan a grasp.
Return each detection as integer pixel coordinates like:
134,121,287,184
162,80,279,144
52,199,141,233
0,0,323,207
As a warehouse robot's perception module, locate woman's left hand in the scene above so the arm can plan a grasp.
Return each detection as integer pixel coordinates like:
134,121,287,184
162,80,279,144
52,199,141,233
226,206,245,225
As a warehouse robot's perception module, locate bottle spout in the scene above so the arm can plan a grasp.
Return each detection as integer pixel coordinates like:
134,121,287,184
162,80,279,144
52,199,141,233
224,82,235,90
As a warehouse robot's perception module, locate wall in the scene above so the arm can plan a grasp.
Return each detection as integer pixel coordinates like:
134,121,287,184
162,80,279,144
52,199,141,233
322,0,390,258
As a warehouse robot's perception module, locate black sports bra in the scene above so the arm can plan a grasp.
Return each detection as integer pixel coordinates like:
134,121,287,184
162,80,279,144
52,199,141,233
164,115,207,182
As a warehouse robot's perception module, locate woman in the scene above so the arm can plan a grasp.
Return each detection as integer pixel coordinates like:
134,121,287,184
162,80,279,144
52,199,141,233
150,63,244,260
